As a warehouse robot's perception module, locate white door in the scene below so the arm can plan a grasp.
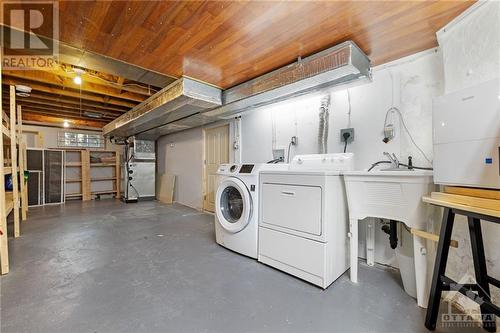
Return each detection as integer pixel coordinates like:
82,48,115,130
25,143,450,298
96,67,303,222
204,124,229,212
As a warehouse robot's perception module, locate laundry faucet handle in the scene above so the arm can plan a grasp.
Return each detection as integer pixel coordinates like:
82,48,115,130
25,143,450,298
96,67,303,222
391,153,400,167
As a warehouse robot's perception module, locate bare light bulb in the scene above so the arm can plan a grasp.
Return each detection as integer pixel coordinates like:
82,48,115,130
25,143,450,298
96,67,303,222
73,75,82,85
63,120,70,128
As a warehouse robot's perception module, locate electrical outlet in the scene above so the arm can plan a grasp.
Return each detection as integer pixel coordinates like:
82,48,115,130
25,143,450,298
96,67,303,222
291,136,298,145
340,128,354,143
272,149,285,161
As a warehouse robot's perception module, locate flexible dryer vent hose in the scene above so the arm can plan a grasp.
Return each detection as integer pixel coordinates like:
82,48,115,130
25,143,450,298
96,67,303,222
318,95,331,154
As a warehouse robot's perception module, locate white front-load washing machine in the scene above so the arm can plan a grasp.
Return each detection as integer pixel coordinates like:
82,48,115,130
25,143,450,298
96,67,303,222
215,163,287,258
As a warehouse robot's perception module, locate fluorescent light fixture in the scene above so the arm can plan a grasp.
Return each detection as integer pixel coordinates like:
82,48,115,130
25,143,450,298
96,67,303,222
83,111,103,119
74,75,82,85
15,84,32,97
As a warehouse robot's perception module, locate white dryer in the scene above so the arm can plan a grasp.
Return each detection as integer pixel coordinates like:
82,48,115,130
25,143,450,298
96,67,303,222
215,163,287,258
258,153,354,288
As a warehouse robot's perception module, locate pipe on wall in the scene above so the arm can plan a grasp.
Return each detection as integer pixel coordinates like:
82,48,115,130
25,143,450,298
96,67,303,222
317,95,331,154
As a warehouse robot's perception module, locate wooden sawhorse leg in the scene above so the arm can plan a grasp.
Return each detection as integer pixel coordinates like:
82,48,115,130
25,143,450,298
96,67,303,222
425,208,455,330
468,217,496,332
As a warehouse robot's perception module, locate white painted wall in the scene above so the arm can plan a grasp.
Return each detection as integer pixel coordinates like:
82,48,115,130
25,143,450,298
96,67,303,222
157,128,204,210
435,1,500,315
239,49,443,266
156,121,239,209
438,1,500,94
240,51,440,169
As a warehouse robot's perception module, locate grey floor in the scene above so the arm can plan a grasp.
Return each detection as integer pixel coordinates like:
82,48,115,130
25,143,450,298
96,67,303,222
0,200,483,333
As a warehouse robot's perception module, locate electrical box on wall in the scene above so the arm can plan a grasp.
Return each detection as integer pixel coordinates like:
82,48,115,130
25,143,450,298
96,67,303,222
433,78,500,189
340,128,354,143
272,148,285,161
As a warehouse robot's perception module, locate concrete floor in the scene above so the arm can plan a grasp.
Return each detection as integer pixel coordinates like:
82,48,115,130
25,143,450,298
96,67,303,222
1,200,483,333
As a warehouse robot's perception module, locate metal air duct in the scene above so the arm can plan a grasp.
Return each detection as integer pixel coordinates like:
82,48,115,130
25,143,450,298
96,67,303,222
102,78,222,138
203,41,371,119
104,41,371,139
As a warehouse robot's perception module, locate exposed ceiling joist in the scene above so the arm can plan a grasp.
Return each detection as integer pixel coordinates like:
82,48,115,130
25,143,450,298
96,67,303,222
14,109,107,124
6,92,129,113
3,100,117,120
3,70,147,102
52,64,155,96
1,78,136,108
22,112,107,129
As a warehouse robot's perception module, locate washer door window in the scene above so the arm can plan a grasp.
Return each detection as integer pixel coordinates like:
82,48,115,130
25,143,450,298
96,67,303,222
216,178,252,233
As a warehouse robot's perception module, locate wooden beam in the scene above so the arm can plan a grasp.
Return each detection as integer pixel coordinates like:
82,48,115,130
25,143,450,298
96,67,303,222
0,51,9,275
2,103,116,121
82,150,91,201
117,76,125,94
17,105,27,221
444,186,500,201
2,78,137,108
14,97,124,117
3,70,147,102
9,86,20,238
411,228,459,248
52,65,154,96
22,112,107,129
4,100,120,119
431,192,500,212
2,91,130,113
115,152,121,199
17,108,110,124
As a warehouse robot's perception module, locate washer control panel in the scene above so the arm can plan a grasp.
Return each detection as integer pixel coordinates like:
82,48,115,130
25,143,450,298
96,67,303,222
239,164,254,174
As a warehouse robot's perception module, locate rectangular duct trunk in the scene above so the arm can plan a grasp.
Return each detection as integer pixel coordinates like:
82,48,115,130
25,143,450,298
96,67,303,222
104,41,371,139
203,41,371,119
103,78,222,138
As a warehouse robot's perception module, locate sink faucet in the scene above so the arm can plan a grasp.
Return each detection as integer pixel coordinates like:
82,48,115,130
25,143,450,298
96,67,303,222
383,152,400,168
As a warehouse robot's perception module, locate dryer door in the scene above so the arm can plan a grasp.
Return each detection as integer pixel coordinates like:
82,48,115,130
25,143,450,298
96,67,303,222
216,177,252,233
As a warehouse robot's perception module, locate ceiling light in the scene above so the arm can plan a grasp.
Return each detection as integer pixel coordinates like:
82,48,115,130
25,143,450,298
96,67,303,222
15,84,32,97
63,120,70,128
74,75,82,85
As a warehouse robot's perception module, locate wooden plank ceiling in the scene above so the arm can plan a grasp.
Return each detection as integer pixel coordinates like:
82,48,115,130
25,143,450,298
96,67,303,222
2,0,474,128
57,0,474,89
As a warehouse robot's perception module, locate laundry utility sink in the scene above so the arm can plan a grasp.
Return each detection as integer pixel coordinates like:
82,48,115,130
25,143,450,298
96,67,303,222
343,169,436,308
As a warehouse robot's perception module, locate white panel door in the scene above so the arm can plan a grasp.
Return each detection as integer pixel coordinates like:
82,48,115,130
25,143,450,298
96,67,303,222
204,124,229,212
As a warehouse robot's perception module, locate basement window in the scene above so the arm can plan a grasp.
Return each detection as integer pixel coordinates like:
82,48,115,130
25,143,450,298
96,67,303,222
58,131,105,148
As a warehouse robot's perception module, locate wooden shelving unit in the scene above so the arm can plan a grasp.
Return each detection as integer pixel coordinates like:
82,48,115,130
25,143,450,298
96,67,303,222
63,150,120,201
89,150,120,200
64,150,89,201
0,84,29,275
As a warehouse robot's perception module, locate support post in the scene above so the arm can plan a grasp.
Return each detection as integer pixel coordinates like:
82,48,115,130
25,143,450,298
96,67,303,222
82,150,91,201
0,59,9,274
115,151,121,199
10,86,20,238
17,105,27,221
